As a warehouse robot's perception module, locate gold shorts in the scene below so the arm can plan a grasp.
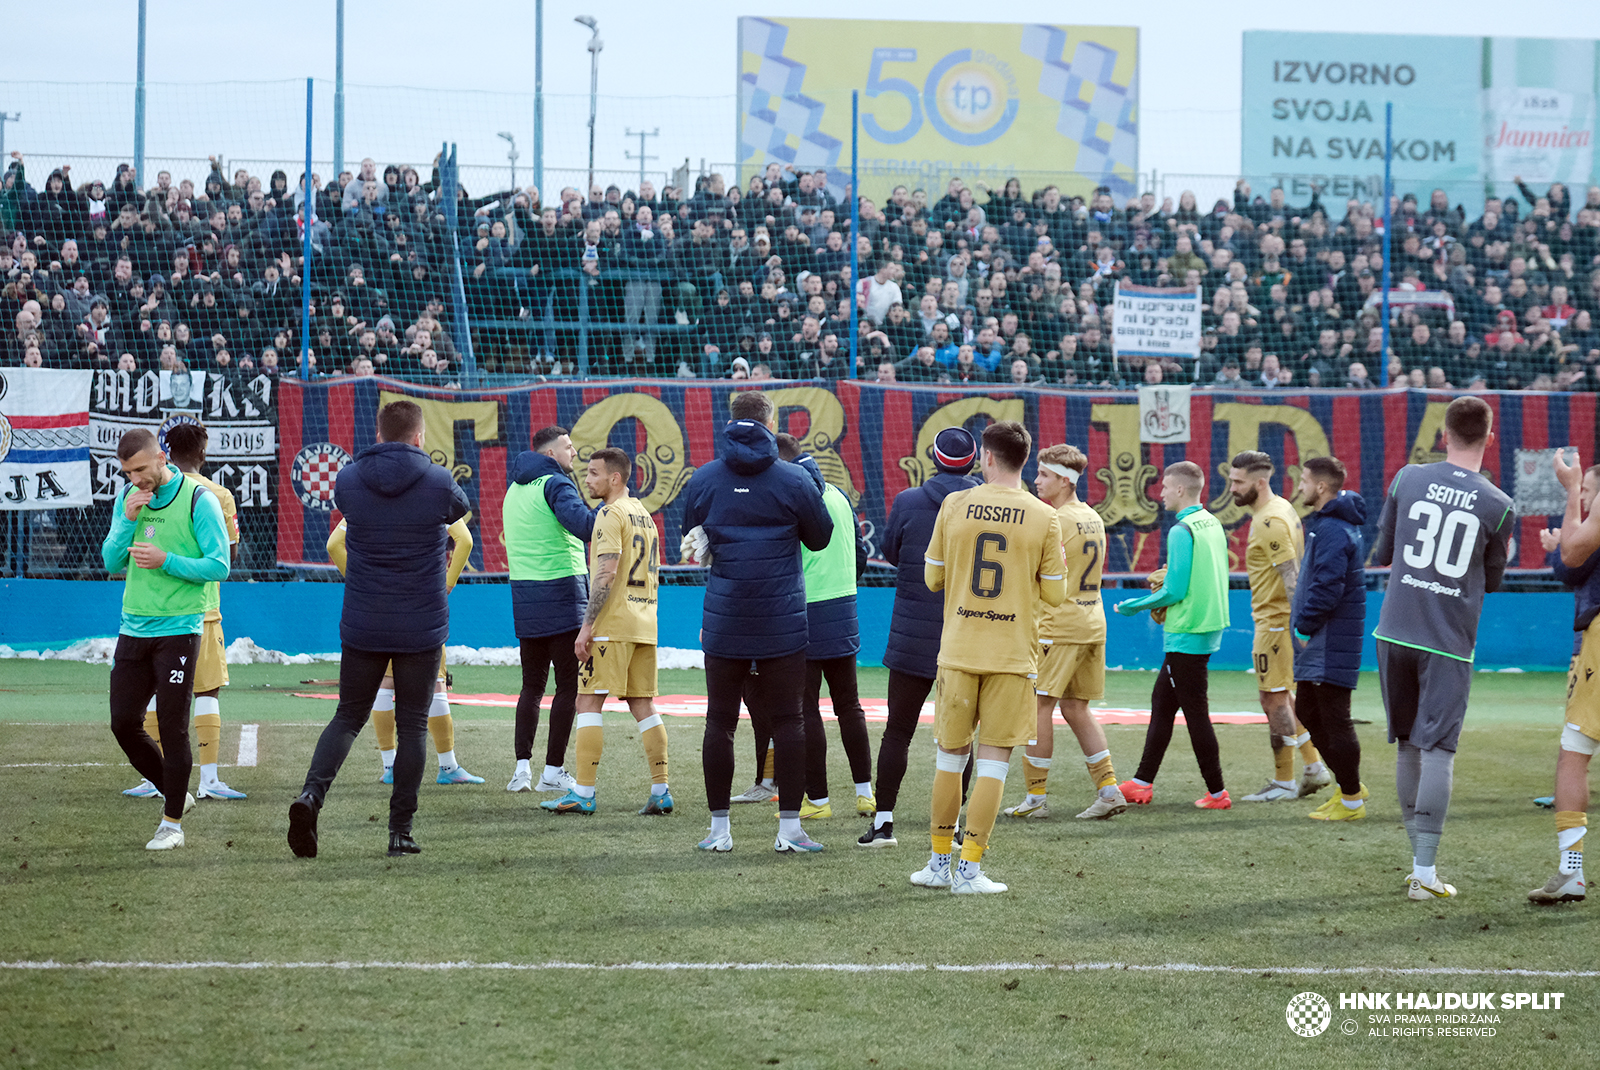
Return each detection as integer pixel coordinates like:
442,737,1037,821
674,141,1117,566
194,614,228,693
1035,641,1105,701
1253,626,1293,693
383,646,449,683
579,640,658,698
934,668,1034,749
1566,620,1600,742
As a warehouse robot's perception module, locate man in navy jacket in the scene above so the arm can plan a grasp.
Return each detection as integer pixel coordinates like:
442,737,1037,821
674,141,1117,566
290,400,471,859
680,389,833,853
858,427,980,848
1291,455,1370,822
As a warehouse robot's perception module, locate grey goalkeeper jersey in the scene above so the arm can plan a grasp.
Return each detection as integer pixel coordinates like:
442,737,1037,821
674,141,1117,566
1373,462,1514,662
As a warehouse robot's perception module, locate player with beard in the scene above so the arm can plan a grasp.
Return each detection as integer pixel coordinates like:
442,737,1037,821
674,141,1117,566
1227,450,1332,803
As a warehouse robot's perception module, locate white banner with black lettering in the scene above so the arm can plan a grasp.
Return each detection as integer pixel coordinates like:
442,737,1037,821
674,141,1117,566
90,369,278,534
1112,282,1202,360
0,368,92,509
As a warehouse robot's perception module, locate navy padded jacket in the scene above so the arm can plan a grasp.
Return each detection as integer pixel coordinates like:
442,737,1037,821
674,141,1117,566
1292,490,1368,689
680,420,834,660
334,441,471,653
880,472,981,679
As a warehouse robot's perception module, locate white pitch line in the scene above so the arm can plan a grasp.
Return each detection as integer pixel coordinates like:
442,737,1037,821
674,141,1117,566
0,960,1595,978
236,724,258,767
1,762,114,768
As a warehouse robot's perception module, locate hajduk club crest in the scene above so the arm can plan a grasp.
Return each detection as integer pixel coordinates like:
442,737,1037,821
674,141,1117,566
291,442,353,510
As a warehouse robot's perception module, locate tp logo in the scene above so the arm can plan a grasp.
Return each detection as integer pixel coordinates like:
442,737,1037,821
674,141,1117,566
1286,991,1332,1037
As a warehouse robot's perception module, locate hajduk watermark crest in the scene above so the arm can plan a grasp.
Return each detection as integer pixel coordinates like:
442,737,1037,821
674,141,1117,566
1286,991,1333,1037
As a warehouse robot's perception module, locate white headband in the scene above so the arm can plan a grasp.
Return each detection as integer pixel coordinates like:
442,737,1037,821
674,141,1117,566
1040,461,1080,485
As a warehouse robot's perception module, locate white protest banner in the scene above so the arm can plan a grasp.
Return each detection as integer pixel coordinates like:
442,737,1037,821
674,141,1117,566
1112,281,1202,359
1139,384,1193,444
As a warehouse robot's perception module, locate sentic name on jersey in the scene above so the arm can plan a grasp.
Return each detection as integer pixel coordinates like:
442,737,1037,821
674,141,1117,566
1425,483,1478,510
965,503,1028,524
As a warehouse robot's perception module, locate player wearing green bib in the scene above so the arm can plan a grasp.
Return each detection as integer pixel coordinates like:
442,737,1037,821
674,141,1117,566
1115,461,1234,810
100,428,231,850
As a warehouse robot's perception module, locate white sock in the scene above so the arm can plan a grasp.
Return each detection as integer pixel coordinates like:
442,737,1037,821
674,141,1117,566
1342,796,1364,810
651,783,669,797
1025,793,1047,806
543,764,565,780
1561,850,1584,874
1131,777,1151,787
201,762,219,785
874,810,893,829
160,818,181,832
710,814,730,836
515,758,531,775
778,816,803,839
855,781,872,797
572,783,596,799
957,857,981,878
437,749,456,770
1413,862,1437,884
760,777,775,790
1304,760,1326,774
810,795,830,807
1209,790,1227,799
380,749,396,769
931,850,951,870
1273,779,1295,789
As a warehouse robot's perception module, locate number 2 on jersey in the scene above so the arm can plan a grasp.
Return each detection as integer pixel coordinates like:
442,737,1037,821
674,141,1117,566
627,532,660,588
1079,539,1101,592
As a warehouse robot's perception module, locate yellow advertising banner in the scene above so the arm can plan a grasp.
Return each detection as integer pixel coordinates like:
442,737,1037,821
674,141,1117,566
738,18,1140,202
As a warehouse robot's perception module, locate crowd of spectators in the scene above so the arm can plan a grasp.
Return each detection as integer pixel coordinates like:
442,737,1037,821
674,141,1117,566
4,149,1600,392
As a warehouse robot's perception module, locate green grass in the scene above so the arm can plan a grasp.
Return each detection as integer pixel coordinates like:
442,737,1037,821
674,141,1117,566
1,662,1595,1069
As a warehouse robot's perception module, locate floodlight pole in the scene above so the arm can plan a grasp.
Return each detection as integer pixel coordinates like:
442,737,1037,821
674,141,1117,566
533,0,544,196
134,0,146,183
575,16,603,192
1380,101,1393,388
333,0,345,178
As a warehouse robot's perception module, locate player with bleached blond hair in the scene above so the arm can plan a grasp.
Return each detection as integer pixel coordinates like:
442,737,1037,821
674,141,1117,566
1003,442,1126,822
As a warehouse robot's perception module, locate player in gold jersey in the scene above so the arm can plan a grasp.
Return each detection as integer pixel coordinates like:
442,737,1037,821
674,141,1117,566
122,422,247,801
1228,451,1331,802
1003,443,1126,822
542,447,672,816
327,514,482,785
914,421,1066,894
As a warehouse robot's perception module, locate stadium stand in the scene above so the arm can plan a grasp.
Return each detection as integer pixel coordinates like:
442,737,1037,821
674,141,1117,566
5,152,1599,389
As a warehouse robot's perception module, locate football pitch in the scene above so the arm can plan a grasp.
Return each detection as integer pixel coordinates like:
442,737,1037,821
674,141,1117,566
1,661,1594,1069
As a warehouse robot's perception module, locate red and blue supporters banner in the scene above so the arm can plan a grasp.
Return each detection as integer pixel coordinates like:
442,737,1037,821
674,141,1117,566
275,379,1599,573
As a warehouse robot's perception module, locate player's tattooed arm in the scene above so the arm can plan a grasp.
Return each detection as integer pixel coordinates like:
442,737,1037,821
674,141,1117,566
1274,559,1298,602
584,553,620,625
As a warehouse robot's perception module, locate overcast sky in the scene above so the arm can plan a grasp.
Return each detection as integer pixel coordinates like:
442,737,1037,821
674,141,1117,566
3,1,1595,200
